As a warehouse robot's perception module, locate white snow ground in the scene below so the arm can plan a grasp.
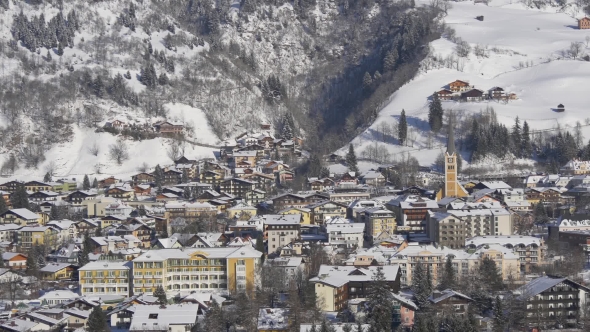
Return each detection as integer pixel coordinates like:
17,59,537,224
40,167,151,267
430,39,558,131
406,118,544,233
340,0,590,170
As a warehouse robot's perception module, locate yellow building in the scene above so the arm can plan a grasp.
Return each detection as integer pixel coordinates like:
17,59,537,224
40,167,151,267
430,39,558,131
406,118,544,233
436,120,468,201
39,263,76,281
24,181,53,192
0,208,44,226
132,247,262,296
79,261,131,297
50,181,77,192
17,226,58,250
279,207,312,224
227,203,258,220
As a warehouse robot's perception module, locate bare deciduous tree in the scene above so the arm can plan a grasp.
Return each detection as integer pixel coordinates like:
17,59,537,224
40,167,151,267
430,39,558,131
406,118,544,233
88,141,100,156
569,41,583,59
109,139,129,165
455,40,471,58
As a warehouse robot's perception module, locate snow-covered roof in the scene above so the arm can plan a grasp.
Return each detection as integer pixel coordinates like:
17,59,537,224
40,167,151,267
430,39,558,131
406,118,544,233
429,289,473,303
465,235,541,247
39,263,72,273
478,181,512,189
39,290,79,301
133,247,263,262
326,223,365,234
129,304,199,331
311,265,400,288
301,324,370,332
263,214,301,225
1,319,39,332
515,276,589,299
78,261,131,271
6,208,39,220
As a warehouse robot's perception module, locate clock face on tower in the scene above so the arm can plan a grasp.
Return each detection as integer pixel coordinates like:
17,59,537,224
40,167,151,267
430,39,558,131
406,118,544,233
448,158,453,163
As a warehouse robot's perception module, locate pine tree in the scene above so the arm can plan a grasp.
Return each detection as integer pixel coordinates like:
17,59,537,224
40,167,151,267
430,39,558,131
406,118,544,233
479,256,503,292
522,120,532,158
512,116,522,158
79,232,92,266
46,50,52,62
362,72,373,90
346,144,359,174
183,186,191,200
12,184,30,210
25,249,39,277
158,72,169,85
83,175,90,190
92,177,98,188
492,296,505,332
383,49,398,71
367,267,393,332
50,205,60,220
355,320,363,332
56,42,64,56
412,261,431,310
308,155,322,178
534,202,548,223
204,300,225,332
398,110,407,146
154,285,167,304
94,75,105,98
428,93,444,133
124,70,131,79
87,306,109,332
44,172,51,182
154,164,163,188
438,255,455,290
0,195,7,214
320,167,330,179
182,169,189,183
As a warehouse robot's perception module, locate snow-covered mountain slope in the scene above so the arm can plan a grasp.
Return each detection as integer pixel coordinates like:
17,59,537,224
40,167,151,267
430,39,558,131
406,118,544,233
0,0,376,180
343,0,590,168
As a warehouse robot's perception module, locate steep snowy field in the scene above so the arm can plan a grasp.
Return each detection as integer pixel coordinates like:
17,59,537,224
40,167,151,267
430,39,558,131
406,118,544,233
341,0,590,168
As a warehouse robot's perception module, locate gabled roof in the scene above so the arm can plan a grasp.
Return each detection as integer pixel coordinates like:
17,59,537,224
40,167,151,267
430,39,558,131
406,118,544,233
4,208,39,220
429,289,473,303
515,276,590,299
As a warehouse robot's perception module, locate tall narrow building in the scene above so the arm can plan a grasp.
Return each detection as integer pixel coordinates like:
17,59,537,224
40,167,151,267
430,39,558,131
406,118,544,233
436,118,468,201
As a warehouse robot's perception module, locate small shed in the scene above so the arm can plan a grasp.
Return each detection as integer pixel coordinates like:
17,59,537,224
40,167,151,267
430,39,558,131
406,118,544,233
556,104,565,112
476,16,484,21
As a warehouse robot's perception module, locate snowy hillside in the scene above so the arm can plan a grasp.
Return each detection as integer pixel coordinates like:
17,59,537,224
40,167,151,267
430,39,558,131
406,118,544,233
344,0,590,169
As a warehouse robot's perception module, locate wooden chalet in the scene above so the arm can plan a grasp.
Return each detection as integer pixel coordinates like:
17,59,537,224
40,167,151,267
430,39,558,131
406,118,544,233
132,172,155,185
448,80,470,92
436,89,454,101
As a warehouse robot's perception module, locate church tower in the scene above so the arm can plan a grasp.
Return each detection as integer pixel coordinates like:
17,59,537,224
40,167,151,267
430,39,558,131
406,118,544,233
444,118,458,197
437,117,467,200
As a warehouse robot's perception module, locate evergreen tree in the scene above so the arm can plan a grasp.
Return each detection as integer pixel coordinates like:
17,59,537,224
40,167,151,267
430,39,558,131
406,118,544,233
255,236,265,263
0,195,7,214
182,169,189,183
512,116,522,158
345,144,359,174
355,320,363,332
522,120,532,158
362,72,373,90
281,118,294,141
46,50,52,62
0,248,4,268
25,249,39,277
12,184,30,210
383,49,398,71
366,267,393,332
308,155,322,177
83,175,90,190
56,42,64,56
492,296,505,332
95,224,102,237
43,172,51,182
158,72,169,85
183,186,191,200
79,232,92,266
438,255,455,290
412,261,431,310
428,93,444,133
204,300,225,332
534,203,548,223
87,306,109,332
94,75,105,98
154,285,167,304
154,164,163,188
50,205,60,220
124,70,131,79
479,256,503,292
398,110,407,146
92,177,98,188
320,167,330,179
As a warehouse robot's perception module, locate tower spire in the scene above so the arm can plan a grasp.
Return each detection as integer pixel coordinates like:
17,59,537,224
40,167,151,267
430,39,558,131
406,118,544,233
446,114,456,155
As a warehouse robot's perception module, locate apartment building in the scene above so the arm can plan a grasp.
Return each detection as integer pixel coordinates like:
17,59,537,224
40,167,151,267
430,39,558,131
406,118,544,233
131,247,262,296
311,265,401,311
17,226,58,250
387,196,439,233
79,261,131,297
465,235,545,273
164,201,217,226
264,215,302,254
358,208,397,241
0,209,44,226
326,223,365,249
307,201,348,225
426,208,513,249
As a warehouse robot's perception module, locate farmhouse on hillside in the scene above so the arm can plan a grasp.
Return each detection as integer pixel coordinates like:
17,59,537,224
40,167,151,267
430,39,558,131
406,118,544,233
578,17,590,29
460,89,484,101
448,80,471,92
